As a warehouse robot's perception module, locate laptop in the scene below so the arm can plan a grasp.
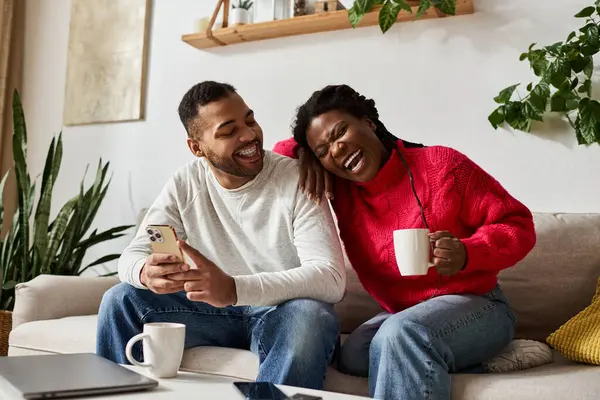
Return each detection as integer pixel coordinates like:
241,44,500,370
0,353,158,399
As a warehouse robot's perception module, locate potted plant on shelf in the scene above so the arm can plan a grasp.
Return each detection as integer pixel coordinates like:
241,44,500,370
231,0,254,26
343,0,457,33
0,90,134,356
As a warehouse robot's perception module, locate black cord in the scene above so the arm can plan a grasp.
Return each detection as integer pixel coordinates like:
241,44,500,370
396,148,442,299
397,151,429,230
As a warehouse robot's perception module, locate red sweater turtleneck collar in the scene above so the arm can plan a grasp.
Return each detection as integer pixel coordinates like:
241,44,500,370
355,140,409,195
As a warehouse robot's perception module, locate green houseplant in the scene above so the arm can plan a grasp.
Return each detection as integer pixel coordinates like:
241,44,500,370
489,1,600,145
347,0,457,33
0,90,133,353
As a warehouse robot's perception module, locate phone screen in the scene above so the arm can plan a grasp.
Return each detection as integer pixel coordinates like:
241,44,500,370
233,382,289,400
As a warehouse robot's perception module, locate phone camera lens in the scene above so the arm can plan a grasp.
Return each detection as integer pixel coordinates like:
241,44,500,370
155,232,162,239
146,229,153,235
149,236,156,242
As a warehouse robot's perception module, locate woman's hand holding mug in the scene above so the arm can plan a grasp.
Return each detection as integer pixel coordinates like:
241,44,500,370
428,230,467,276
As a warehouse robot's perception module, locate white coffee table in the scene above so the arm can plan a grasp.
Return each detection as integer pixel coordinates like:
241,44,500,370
94,365,368,399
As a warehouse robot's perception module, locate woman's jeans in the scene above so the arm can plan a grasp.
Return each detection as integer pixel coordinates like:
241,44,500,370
338,285,516,400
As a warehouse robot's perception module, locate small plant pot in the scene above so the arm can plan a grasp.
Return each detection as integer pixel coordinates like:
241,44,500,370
231,8,252,26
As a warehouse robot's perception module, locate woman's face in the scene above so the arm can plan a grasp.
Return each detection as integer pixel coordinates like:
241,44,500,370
306,110,387,182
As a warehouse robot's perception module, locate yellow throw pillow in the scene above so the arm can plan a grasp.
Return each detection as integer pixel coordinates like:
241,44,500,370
546,277,600,365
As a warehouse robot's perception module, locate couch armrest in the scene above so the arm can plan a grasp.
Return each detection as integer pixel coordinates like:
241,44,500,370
12,274,119,329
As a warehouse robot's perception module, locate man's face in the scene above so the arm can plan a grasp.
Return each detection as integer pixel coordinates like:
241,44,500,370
187,93,264,189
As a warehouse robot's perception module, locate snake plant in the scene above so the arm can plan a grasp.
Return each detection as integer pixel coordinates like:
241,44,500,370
0,90,133,311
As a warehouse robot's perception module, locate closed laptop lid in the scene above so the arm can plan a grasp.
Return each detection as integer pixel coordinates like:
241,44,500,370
0,353,157,399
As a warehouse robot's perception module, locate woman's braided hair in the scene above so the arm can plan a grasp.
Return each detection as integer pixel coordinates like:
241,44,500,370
292,84,400,150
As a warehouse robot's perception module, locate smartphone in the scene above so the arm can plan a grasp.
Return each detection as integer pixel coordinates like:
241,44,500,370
145,224,183,261
233,382,289,400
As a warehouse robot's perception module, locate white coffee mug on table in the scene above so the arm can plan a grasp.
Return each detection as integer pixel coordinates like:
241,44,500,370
393,228,435,276
125,322,185,379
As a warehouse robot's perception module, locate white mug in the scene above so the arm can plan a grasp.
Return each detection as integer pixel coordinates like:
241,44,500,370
393,228,435,276
125,322,186,378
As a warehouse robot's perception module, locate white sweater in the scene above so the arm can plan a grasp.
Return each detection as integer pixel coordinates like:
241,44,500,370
118,151,346,306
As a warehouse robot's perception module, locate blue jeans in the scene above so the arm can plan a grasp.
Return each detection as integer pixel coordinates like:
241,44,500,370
338,286,516,400
96,283,339,390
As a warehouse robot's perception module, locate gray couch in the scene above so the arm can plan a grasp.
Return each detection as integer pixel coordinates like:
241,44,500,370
8,212,600,399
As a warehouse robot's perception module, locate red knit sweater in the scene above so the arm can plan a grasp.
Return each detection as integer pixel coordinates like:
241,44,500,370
273,139,536,313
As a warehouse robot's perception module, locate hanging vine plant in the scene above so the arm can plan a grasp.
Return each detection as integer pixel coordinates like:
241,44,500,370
348,0,457,33
489,2,600,145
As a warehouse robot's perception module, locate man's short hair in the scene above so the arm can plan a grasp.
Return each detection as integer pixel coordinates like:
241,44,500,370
178,81,237,137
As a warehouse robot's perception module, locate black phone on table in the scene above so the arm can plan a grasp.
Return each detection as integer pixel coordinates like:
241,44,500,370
233,382,289,400
232,382,323,400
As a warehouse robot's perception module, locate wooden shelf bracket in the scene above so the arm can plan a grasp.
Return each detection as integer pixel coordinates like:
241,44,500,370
206,0,230,46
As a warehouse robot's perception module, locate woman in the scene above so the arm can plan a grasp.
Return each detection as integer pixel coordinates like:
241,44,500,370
273,84,536,400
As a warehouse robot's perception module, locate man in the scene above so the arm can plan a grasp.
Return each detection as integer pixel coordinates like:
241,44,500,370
96,81,346,390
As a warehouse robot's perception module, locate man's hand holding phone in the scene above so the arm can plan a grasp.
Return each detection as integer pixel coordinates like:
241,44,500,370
140,254,190,294
167,240,238,308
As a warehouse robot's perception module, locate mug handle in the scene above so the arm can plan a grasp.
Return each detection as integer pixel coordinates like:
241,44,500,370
125,333,151,367
428,238,436,268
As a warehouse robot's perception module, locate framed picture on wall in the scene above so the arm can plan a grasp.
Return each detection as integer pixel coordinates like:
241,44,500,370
63,0,151,125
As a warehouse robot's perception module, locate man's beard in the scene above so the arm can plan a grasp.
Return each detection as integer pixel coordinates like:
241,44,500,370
203,146,264,178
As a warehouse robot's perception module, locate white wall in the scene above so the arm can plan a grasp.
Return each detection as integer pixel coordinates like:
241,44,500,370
22,0,600,274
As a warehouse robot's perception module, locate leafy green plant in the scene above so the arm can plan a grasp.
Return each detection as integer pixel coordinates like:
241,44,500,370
489,1,600,145
0,90,133,311
348,0,456,33
232,0,253,10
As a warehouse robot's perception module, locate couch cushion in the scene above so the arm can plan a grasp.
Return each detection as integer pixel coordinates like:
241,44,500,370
452,352,600,400
334,265,383,334
8,314,259,381
9,315,98,354
12,275,119,330
180,347,258,381
498,213,600,342
324,351,600,400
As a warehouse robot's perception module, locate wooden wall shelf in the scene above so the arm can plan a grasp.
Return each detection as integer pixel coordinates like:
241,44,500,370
182,0,474,50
